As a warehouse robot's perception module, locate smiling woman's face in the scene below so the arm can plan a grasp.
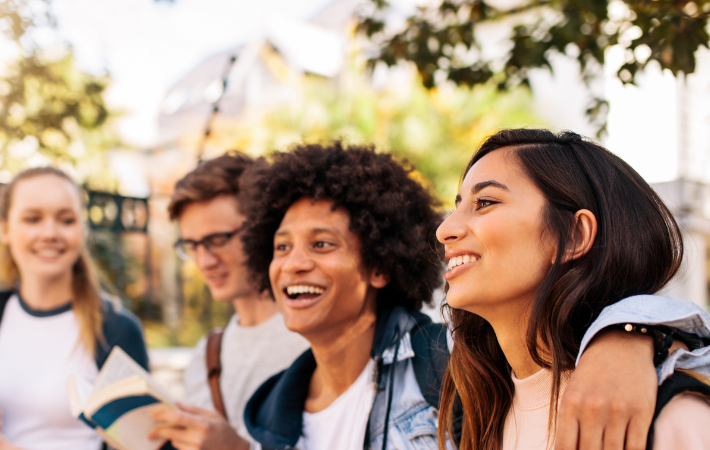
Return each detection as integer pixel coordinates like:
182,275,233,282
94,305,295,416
436,147,557,318
1,174,84,282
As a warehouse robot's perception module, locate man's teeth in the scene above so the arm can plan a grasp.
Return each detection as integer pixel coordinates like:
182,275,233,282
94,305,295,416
286,285,325,296
447,255,476,270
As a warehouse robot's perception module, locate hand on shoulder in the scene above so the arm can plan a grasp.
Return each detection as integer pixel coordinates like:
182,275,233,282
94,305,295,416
556,329,658,450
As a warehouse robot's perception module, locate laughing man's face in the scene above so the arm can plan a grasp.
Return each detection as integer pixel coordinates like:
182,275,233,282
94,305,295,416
269,197,388,342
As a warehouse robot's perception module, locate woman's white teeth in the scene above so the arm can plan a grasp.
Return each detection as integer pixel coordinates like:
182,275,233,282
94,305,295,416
37,249,61,257
447,255,476,270
286,285,324,296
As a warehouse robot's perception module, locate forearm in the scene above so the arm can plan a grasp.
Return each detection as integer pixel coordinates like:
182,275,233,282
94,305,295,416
578,295,709,379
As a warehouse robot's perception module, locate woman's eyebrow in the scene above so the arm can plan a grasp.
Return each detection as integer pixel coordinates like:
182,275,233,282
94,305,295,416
471,180,509,195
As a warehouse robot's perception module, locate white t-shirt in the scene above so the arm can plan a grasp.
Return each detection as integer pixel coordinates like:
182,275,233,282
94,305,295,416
0,295,102,450
183,312,310,439
296,359,376,450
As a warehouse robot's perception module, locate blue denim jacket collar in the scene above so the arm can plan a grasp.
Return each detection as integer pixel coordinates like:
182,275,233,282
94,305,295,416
243,307,434,450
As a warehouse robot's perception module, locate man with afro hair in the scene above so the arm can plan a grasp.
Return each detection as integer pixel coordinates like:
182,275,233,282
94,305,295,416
238,141,700,450
241,142,447,450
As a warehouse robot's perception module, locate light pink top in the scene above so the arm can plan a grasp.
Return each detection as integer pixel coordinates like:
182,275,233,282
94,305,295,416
502,368,710,450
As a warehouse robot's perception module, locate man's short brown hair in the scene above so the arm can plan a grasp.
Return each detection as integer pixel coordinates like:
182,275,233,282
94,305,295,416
168,151,254,220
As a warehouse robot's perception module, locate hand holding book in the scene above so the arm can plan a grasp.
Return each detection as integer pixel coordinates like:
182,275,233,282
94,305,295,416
149,402,250,450
66,347,177,450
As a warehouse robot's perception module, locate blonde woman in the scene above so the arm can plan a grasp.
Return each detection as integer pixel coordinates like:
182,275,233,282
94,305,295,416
0,168,149,450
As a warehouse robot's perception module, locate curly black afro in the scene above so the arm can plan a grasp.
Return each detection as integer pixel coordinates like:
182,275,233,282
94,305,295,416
239,141,445,311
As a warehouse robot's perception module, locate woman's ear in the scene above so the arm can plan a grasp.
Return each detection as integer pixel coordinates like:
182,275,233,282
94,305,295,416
369,270,390,289
562,209,597,263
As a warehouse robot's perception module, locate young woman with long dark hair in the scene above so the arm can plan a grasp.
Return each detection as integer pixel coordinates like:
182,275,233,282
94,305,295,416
0,168,149,450
436,129,710,449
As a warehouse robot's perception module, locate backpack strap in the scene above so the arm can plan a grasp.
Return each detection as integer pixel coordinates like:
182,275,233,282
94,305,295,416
410,322,449,409
0,290,14,327
646,371,710,450
206,327,228,420
410,321,462,444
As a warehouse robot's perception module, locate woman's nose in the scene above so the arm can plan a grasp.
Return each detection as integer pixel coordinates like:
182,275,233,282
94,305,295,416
436,209,467,244
39,219,59,238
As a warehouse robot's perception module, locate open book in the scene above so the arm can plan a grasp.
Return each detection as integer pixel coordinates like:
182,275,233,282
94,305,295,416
66,346,175,450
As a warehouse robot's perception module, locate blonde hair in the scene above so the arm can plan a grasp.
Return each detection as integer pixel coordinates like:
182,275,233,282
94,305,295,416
0,167,104,356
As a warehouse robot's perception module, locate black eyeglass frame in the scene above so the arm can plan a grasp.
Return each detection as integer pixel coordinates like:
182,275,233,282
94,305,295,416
173,226,243,261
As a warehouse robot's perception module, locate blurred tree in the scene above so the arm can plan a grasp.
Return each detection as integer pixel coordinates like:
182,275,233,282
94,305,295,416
206,59,544,206
1,1,148,327
359,0,710,135
0,0,119,185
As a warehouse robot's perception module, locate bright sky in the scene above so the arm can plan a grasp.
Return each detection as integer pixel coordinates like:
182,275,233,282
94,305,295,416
51,0,333,147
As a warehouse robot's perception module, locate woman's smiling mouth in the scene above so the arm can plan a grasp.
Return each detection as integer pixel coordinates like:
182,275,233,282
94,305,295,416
444,254,479,281
32,248,66,259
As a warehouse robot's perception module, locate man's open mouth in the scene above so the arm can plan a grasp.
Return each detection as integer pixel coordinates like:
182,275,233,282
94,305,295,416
284,284,325,300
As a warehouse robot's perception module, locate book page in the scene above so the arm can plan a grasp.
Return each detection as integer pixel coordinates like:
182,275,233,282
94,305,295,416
66,373,94,417
91,347,174,406
92,347,150,394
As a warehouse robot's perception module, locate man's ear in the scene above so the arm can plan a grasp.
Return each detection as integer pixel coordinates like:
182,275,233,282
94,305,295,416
560,209,597,264
369,269,390,289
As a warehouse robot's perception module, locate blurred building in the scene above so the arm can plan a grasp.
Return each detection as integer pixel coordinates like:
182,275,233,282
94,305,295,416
531,48,710,307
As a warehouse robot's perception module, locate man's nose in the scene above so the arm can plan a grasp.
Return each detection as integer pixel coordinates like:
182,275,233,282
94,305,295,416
195,244,220,270
281,245,315,274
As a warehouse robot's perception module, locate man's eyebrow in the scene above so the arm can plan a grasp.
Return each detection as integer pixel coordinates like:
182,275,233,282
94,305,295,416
274,227,343,237
311,227,343,237
471,180,509,195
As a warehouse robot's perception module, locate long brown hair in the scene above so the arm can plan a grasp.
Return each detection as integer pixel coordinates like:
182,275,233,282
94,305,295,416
0,167,104,356
438,129,683,450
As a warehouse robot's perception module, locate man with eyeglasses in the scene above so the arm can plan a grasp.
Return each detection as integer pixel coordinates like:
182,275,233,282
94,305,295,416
149,152,309,450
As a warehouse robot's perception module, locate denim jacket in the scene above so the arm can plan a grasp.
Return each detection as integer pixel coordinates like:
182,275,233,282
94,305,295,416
578,295,710,384
245,296,710,450
367,329,440,450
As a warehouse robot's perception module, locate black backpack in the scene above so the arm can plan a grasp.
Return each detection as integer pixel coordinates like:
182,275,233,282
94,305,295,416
410,320,463,443
646,371,710,449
